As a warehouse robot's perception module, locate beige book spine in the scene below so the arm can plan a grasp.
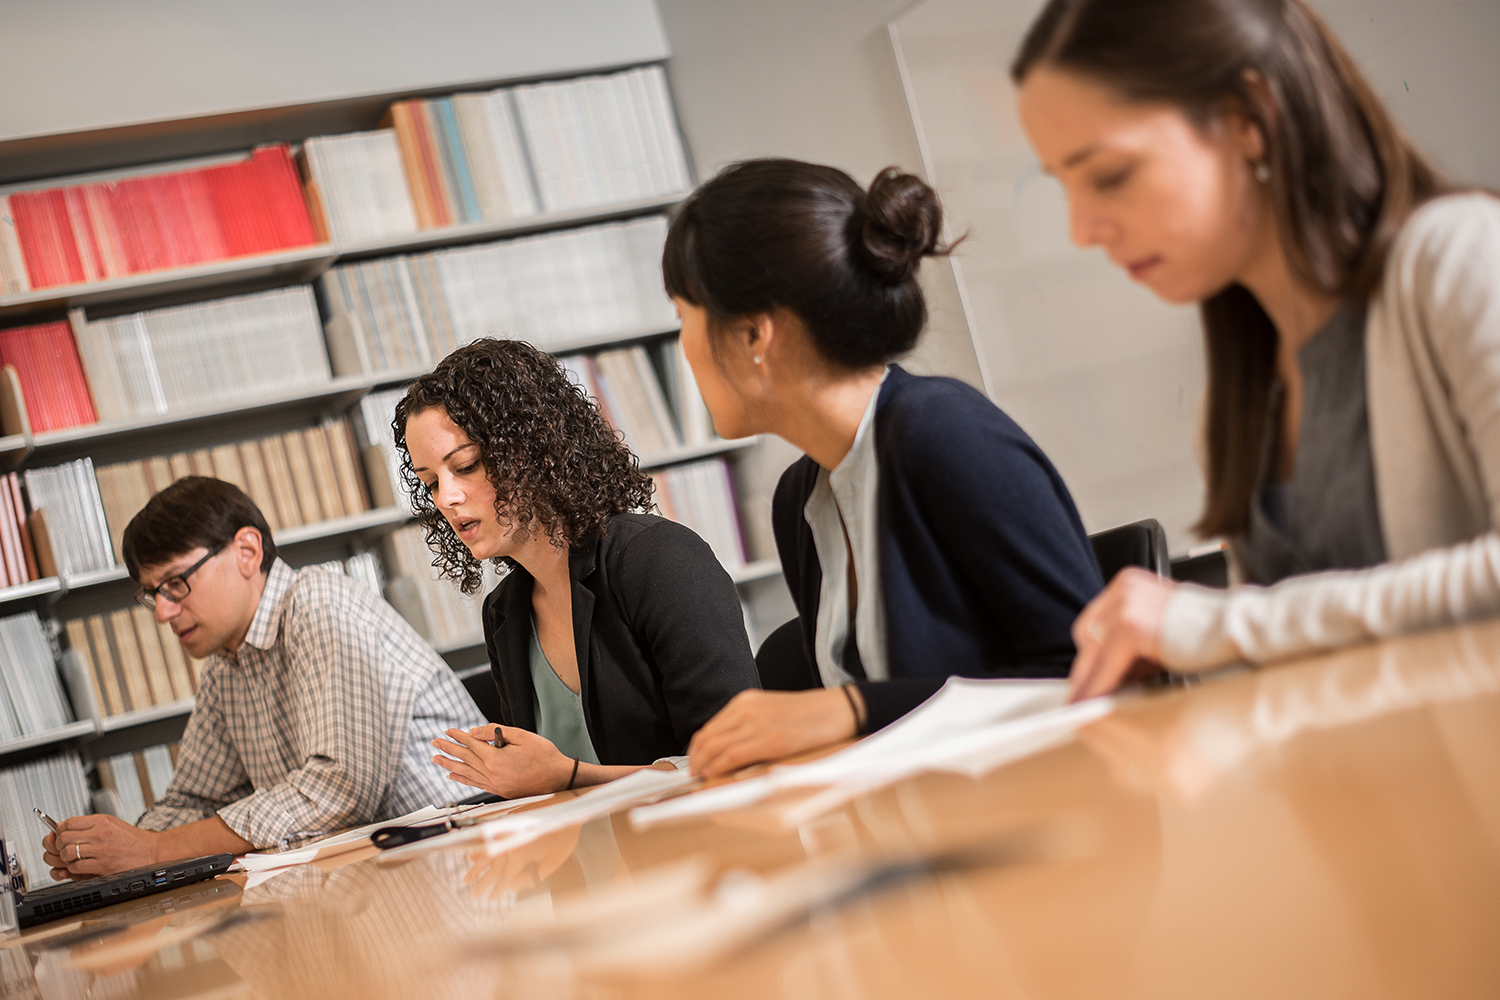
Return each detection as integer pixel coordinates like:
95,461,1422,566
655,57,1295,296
258,436,305,528
108,608,154,710
280,430,324,524
236,440,283,531
85,614,127,715
63,619,106,719
167,452,193,483
98,461,153,564
302,426,346,521
210,444,249,492
133,752,155,810
325,419,370,514
362,445,398,509
130,607,176,706
144,456,174,493
157,620,197,698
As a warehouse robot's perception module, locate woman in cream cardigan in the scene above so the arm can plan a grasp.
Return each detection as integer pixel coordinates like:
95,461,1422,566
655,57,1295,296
1012,0,1500,698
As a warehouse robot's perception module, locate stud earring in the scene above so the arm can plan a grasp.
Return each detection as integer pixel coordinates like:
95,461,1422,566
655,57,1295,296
753,356,762,365
1253,160,1270,184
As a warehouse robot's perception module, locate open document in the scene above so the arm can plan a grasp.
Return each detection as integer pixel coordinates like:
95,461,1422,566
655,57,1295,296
630,678,1113,829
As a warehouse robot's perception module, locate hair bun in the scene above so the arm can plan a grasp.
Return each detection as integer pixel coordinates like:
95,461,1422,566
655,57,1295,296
858,167,946,285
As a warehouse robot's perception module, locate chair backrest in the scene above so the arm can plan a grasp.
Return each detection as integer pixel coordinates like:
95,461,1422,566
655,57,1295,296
1088,518,1170,582
754,617,821,691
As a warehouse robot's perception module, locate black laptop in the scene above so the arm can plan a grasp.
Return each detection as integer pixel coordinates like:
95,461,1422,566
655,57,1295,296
15,853,234,929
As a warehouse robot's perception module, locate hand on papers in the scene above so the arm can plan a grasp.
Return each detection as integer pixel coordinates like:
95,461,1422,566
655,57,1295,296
433,724,575,798
688,688,860,777
42,814,161,880
1069,567,1174,701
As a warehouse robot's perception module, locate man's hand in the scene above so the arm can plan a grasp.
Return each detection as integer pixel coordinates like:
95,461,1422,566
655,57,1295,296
688,688,860,778
43,815,163,880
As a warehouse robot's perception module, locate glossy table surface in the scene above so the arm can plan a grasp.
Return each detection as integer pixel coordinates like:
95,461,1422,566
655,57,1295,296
5,618,1500,999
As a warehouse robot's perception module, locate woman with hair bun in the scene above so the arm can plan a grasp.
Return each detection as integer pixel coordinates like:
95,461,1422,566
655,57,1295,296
670,158,1104,777
1013,0,1500,698
395,338,758,797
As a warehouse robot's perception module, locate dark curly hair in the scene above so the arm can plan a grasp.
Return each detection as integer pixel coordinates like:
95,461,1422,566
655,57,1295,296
392,338,655,594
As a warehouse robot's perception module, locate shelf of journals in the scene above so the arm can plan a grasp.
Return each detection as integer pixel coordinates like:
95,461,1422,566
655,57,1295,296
0,719,96,760
0,323,699,468
0,193,689,322
0,439,767,610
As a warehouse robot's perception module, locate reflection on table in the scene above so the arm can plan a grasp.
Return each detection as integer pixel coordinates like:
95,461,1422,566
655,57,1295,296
3,617,1498,999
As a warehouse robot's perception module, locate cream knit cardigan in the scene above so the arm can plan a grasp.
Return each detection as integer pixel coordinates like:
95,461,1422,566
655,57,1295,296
1162,193,1500,671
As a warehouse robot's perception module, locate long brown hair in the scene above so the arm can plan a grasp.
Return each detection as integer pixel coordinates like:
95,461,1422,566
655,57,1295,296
1013,0,1446,537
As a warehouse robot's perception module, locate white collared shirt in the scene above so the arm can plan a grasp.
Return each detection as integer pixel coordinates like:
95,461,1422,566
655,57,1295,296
804,369,889,686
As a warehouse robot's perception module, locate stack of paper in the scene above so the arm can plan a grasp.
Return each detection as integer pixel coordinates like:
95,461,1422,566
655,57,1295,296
22,458,112,575
381,767,695,861
0,610,74,740
379,525,500,649
561,344,683,457
321,216,678,377
76,285,331,422
649,459,747,570
302,130,420,244
630,678,1113,829
512,65,691,213
0,146,316,294
0,751,91,889
0,321,97,433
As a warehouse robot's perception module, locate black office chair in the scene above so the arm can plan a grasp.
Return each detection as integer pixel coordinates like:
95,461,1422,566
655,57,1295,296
754,617,821,691
1088,518,1170,582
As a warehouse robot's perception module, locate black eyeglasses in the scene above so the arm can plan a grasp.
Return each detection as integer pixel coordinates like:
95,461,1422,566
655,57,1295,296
136,544,226,610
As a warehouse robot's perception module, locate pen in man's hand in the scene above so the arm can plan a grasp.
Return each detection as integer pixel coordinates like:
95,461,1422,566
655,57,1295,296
34,807,60,833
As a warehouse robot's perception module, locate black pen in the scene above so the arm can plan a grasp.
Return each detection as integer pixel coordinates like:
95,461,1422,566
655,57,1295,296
371,809,494,850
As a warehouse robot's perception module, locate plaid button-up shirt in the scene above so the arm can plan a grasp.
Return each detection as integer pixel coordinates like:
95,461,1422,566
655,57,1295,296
138,559,485,847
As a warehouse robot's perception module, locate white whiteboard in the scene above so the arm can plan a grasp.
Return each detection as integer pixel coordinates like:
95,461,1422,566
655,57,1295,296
889,0,1500,553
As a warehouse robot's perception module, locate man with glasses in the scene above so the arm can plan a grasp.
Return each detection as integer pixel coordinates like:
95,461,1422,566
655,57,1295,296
41,476,485,877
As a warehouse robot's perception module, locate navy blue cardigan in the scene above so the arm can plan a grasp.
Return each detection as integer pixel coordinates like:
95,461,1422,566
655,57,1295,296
772,366,1103,730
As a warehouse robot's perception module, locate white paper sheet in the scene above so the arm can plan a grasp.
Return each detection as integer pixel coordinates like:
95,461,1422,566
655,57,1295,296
630,679,1113,829
379,766,696,859
236,794,557,872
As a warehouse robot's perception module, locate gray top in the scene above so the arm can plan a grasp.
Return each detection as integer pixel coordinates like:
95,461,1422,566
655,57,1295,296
1242,299,1387,585
528,616,600,766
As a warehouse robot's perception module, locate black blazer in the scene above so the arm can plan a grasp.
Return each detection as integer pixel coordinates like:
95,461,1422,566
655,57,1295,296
773,366,1103,730
481,513,758,764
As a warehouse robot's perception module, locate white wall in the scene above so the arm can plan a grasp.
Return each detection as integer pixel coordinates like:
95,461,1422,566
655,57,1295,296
0,0,669,140
890,0,1500,553
655,0,984,391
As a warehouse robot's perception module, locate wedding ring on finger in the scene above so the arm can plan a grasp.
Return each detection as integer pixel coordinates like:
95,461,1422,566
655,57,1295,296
75,843,83,861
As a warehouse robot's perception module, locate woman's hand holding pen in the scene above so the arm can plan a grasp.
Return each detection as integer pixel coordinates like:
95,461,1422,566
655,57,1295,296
1068,567,1175,701
432,724,574,798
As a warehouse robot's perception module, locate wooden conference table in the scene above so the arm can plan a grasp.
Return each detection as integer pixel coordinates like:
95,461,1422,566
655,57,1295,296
5,618,1500,1000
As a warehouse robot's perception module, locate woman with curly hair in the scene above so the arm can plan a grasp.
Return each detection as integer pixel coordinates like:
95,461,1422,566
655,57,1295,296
394,337,758,797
